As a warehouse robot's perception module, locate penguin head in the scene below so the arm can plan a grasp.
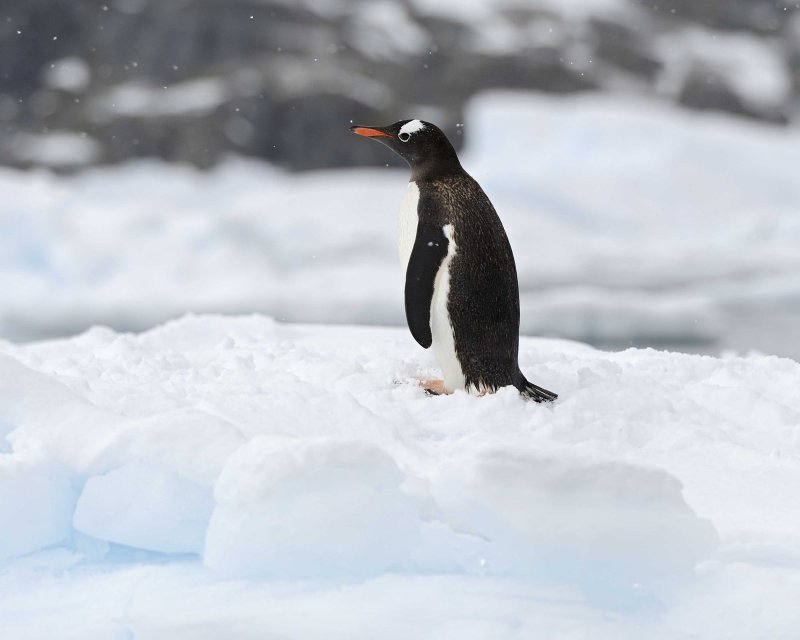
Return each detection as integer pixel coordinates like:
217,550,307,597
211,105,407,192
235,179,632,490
350,119,461,179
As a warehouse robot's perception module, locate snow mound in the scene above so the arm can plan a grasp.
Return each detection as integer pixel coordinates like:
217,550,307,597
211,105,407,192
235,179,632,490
1,314,799,634
73,461,214,554
2,316,798,583
442,450,716,588
0,460,75,563
205,437,420,577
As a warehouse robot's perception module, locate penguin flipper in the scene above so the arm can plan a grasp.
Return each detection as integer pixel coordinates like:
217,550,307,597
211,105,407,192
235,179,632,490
405,223,449,348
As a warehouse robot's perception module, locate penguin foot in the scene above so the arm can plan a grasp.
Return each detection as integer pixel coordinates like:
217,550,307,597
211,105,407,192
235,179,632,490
420,379,447,395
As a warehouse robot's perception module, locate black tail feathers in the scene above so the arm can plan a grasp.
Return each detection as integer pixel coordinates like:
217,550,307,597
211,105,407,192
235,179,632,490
513,369,558,403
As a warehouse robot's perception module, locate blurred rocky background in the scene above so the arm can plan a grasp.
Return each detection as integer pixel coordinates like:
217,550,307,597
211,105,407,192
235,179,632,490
1,0,799,172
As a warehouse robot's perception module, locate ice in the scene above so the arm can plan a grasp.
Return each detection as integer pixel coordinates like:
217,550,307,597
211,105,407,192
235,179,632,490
8,131,102,168
0,314,799,636
73,462,213,554
89,408,247,485
520,288,721,344
433,449,717,597
42,57,91,93
90,78,228,120
0,460,76,563
205,437,420,577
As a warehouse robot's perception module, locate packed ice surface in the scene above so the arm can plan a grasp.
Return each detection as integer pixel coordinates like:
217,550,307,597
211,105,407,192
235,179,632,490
1,314,799,638
2,91,800,358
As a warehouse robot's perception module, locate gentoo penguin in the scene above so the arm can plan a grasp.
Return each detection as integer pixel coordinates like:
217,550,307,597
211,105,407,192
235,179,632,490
351,119,557,402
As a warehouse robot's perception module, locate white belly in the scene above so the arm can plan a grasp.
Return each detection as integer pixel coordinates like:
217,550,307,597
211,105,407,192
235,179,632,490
430,224,465,393
396,186,465,393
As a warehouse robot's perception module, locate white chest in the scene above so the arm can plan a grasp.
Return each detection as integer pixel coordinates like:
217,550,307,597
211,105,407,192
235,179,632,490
397,181,419,273
430,224,465,392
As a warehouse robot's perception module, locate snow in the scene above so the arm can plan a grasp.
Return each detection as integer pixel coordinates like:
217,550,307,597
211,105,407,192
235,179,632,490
654,27,791,109
42,57,91,93
0,461,75,563
7,131,102,167
90,78,228,120
205,438,421,578
73,461,214,554
3,91,800,358
346,2,430,60
0,314,799,636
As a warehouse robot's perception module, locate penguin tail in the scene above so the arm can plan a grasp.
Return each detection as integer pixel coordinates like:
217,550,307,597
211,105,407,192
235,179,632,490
513,369,558,403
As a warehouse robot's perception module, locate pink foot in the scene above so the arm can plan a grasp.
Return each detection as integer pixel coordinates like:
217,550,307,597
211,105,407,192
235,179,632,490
420,379,447,395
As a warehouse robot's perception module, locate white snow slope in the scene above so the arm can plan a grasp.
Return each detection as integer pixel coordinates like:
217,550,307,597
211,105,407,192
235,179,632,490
2,91,800,357
1,314,799,638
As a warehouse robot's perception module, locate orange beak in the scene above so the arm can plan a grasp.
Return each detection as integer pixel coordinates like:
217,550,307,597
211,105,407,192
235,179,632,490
350,126,393,139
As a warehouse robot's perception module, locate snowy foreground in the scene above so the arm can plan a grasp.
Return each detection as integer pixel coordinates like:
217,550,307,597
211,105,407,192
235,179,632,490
1,314,799,638
3,91,800,357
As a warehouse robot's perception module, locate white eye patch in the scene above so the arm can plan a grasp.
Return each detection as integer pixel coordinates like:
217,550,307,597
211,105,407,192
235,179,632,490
398,119,425,140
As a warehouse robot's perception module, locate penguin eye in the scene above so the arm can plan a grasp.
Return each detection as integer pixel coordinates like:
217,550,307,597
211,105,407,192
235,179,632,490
398,132,410,142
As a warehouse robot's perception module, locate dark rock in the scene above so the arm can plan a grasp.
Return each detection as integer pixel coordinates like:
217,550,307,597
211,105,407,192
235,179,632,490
471,51,599,94
591,18,663,79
